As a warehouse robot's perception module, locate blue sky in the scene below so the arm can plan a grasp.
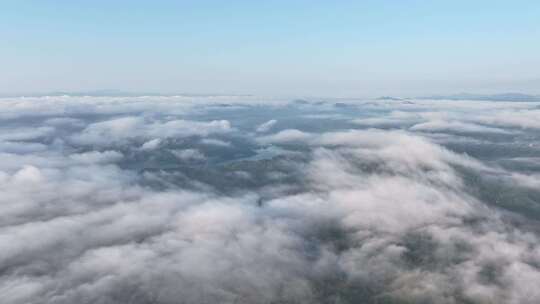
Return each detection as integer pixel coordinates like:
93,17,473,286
2,0,539,97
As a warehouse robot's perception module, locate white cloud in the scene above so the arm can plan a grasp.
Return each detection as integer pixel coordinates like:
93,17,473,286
0,142,49,154
1,128,539,303
140,138,162,150
172,149,206,161
257,129,314,145
68,150,124,164
0,95,539,303
71,117,232,146
256,119,277,133
410,120,513,134
474,109,540,129
0,127,55,141
199,138,231,147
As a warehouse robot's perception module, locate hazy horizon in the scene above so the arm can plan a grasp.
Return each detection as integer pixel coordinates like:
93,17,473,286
2,90,540,101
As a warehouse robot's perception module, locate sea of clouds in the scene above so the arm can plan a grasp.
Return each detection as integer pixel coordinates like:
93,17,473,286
1,95,540,303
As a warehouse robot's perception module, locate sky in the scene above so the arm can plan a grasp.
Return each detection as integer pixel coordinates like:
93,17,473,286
1,0,540,97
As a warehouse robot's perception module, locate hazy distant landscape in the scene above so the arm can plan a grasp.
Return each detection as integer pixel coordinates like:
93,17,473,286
1,94,540,303
2,1,540,303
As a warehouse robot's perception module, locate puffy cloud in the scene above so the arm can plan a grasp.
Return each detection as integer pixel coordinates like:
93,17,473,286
474,109,540,129
172,149,206,161
0,142,49,154
0,95,539,304
0,95,291,120
0,127,55,141
68,150,124,164
257,129,314,145
71,117,232,146
140,138,162,150
199,138,231,147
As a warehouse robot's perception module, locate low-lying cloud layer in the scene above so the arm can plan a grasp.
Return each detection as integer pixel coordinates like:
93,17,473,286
1,95,540,303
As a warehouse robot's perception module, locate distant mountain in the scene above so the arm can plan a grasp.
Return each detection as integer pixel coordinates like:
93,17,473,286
418,93,540,102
